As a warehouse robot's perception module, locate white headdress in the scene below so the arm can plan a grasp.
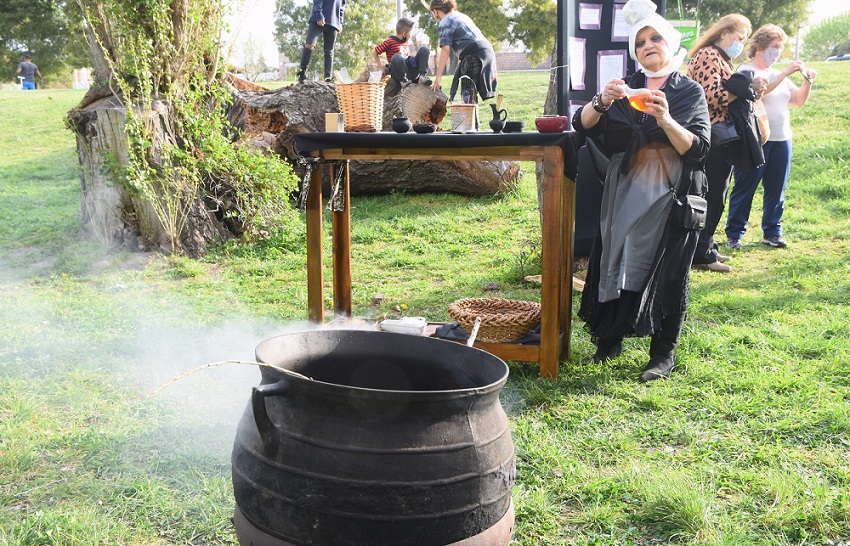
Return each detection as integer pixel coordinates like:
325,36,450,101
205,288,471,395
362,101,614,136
622,0,686,77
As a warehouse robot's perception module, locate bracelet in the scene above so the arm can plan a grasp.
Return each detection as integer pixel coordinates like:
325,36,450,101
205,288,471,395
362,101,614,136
592,93,611,113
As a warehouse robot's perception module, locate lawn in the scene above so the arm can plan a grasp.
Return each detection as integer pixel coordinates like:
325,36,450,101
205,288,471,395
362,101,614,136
1,64,849,545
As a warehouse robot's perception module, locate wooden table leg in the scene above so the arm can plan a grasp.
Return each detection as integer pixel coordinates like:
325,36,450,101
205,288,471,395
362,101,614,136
332,161,352,317
539,146,566,379
306,162,324,323
560,174,576,362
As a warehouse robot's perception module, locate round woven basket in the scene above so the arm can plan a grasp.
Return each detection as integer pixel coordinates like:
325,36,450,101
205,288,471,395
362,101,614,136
448,298,541,343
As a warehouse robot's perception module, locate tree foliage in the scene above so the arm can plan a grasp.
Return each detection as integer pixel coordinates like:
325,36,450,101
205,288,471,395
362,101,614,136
801,11,850,60
0,0,89,86
273,0,395,77
668,0,810,37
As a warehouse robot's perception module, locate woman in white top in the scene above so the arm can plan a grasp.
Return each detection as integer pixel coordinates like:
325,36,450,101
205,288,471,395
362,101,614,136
725,24,816,249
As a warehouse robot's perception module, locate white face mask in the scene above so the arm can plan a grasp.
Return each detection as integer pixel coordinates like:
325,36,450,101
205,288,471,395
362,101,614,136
761,46,782,66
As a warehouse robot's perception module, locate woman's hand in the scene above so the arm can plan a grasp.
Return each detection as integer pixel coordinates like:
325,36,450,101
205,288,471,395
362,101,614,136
803,67,817,83
599,79,626,107
646,90,671,124
751,76,768,100
646,90,696,156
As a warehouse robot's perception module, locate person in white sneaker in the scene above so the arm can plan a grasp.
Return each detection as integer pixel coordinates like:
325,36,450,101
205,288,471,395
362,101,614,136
725,24,815,250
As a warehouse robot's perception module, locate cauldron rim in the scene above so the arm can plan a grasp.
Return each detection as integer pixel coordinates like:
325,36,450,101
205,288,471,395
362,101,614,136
254,329,509,397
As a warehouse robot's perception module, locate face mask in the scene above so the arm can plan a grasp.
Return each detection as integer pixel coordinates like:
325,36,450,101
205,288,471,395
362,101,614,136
761,46,781,66
724,39,744,58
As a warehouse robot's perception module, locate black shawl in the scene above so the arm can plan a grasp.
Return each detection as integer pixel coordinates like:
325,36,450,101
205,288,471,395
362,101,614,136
724,70,765,170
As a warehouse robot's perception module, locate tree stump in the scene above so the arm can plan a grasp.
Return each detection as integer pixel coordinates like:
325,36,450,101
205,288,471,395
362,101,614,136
67,94,231,257
232,81,521,197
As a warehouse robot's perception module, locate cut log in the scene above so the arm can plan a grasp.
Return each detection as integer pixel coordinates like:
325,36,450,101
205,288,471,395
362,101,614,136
232,81,520,196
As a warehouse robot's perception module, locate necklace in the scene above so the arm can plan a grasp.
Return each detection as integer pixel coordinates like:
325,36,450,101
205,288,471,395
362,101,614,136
640,73,672,123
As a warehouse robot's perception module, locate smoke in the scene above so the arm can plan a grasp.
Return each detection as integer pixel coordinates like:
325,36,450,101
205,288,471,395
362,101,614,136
0,253,317,458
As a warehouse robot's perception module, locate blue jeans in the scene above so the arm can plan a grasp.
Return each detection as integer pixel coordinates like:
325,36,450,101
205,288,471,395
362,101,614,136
22,80,35,90
726,140,792,240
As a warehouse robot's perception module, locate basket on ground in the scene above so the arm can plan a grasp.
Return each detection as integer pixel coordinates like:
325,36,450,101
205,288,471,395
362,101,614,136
448,298,541,343
336,80,386,132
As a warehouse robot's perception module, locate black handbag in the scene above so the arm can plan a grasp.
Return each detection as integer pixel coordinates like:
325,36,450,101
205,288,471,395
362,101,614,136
710,119,740,147
671,194,707,230
657,149,707,231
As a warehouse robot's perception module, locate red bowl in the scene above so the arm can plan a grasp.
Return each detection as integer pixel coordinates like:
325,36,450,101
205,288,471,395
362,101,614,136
535,115,569,133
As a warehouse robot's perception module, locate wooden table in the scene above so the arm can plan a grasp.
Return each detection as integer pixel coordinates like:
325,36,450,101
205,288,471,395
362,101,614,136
294,131,579,378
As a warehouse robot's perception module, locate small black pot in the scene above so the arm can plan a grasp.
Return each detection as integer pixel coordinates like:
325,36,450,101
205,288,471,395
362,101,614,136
392,117,412,133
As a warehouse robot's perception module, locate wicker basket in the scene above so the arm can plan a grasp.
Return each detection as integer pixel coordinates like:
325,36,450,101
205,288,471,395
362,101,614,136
336,80,386,132
448,298,541,343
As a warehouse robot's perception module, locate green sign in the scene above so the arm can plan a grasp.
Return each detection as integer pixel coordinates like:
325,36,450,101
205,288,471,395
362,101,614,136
670,20,700,52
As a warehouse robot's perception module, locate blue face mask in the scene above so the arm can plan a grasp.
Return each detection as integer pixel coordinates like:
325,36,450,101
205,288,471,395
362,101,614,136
725,39,744,58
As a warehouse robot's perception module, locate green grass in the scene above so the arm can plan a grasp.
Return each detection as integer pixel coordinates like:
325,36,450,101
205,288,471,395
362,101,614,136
1,65,849,545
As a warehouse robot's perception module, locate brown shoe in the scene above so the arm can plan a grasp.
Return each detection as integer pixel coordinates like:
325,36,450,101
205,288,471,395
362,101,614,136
693,261,731,273
716,253,731,263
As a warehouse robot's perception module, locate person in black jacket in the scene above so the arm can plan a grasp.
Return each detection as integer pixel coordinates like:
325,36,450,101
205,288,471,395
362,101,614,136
572,0,710,382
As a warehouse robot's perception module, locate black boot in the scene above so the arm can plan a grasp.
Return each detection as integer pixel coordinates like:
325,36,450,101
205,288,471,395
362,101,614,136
640,314,683,382
592,338,623,363
297,47,312,83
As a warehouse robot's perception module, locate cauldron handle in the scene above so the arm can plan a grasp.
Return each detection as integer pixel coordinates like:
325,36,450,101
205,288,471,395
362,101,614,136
252,379,290,450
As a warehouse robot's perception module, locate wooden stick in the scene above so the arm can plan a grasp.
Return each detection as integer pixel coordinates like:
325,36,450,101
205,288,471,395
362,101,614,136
146,360,312,399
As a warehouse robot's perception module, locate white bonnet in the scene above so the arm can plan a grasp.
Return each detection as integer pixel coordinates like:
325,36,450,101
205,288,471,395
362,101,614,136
623,0,681,61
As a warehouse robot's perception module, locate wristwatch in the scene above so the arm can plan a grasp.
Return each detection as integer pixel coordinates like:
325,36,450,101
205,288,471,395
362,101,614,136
592,93,611,113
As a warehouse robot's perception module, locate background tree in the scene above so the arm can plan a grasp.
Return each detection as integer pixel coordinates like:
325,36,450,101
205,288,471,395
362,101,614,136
801,12,850,60
667,0,810,40
237,35,270,81
0,0,88,87
274,0,395,78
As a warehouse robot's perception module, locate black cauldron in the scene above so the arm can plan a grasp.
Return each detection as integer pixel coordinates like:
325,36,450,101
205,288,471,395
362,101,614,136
231,329,515,546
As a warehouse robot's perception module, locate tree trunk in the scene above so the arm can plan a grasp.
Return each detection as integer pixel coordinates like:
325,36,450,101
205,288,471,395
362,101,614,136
232,81,521,197
67,95,230,257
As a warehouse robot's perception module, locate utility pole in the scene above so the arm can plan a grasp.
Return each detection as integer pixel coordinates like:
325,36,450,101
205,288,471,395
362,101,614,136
398,0,403,19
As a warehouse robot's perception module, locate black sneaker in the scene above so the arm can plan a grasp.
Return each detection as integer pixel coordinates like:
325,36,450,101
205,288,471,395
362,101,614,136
762,236,787,248
419,76,432,86
296,70,306,83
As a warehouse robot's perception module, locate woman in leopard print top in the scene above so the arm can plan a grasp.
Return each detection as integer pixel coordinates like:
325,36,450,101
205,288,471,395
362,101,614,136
686,14,764,273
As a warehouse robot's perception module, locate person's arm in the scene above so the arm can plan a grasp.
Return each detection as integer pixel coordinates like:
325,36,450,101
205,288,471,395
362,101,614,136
689,48,730,117
647,90,695,156
15,64,21,76
371,49,383,69
580,78,625,130
789,67,815,107
431,45,450,92
755,60,798,97
314,0,325,25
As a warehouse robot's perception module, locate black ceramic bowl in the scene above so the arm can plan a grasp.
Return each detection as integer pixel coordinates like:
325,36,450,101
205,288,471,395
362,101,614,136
503,121,525,133
413,122,437,134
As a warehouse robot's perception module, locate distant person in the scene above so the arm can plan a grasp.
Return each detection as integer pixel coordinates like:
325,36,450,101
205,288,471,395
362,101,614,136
686,14,766,273
428,0,497,103
15,54,42,90
725,24,816,250
372,18,431,87
296,0,346,83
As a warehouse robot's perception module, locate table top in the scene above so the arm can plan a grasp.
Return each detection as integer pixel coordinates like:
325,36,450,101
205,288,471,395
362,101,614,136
294,130,582,152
